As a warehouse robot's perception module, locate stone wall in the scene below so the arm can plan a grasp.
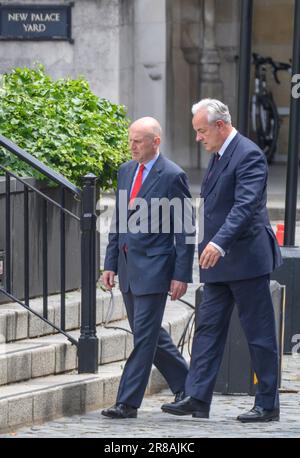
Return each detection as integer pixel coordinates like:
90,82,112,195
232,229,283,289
129,0,168,139
166,0,203,169
215,0,240,123
0,0,122,103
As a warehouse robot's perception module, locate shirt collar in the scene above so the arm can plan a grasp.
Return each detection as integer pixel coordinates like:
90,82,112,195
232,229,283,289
143,151,160,171
218,128,237,157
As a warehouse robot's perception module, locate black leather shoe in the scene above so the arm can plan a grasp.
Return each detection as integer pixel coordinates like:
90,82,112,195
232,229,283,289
161,396,209,418
237,406,279,423
174,390,185,403
101,403,137,419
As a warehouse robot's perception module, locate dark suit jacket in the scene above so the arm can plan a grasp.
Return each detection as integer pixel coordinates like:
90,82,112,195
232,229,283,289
104,154,195,295
199,132,282,283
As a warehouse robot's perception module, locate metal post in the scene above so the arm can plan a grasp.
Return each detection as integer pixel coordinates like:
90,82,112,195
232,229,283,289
284,0,300,246
78,173,99,373
42,199,48,318
5,173,11,294
60,187,66,330
237,0,253,135
24,186,29,306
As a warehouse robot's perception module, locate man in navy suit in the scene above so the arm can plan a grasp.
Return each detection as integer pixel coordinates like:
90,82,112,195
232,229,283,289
101,117,195,418
162,98,282,423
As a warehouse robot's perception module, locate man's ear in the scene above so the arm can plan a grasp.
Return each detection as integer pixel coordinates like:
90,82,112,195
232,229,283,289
154,136,161,146
216,120,224,129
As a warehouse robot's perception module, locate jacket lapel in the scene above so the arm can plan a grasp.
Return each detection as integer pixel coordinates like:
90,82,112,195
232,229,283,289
137,154,163,200
202,133,241,199
201,154,217,196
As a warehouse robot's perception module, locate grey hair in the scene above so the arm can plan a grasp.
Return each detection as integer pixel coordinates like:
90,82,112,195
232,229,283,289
191,98,232,124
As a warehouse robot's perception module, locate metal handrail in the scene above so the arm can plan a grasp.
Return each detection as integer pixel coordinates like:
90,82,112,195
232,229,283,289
0,288,78,346
0,133,99,373
0,165,80,221
0,133,81,196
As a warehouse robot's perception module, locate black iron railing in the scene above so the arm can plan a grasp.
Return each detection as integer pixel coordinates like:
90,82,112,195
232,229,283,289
0,133,99,373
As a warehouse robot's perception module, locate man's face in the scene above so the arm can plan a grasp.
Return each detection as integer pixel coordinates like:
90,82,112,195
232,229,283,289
192,110,224,153
128,127,159,163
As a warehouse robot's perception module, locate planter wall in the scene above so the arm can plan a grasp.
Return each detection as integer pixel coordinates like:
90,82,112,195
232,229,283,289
0,177,100,304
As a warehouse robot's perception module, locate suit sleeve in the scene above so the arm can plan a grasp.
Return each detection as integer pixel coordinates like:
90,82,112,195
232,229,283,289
211,149,267,253
103,171,120,273
168,172,195,283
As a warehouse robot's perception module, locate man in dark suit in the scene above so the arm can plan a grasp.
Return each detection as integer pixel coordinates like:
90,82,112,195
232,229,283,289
161,98,282,423
101,116,195,418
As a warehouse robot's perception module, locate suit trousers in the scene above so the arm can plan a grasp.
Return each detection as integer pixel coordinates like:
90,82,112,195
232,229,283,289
116,289,189,408
185,274,279,410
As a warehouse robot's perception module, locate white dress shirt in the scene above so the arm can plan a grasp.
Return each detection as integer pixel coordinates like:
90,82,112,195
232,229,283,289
130,152,160,194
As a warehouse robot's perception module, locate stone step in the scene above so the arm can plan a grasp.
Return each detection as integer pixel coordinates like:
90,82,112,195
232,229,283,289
0,298,193,386
0,300,193,433
0,359,176,433
0,288,125,344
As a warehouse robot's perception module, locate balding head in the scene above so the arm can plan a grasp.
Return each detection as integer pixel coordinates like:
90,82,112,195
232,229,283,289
129,117,162,164
130,117,162,138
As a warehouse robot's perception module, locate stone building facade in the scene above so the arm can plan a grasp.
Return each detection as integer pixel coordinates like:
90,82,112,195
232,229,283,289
0,0,294,169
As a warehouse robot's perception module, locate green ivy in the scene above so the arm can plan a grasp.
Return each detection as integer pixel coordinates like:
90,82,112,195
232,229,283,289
0,64,131,190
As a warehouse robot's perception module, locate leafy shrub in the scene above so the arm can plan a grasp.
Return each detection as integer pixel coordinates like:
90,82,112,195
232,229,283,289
0,65,131,190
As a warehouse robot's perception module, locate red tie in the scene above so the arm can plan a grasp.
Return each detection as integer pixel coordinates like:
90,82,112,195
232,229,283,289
129,164,145,208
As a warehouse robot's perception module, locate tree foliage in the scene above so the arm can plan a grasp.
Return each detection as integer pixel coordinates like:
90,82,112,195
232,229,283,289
0,65,131,190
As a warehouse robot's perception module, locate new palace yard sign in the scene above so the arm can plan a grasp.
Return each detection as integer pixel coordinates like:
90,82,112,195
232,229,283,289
0,3,73,41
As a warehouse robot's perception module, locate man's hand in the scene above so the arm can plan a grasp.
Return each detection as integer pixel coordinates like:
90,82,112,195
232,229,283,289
199,243,221,269
101,270,116,290
169,280,187,301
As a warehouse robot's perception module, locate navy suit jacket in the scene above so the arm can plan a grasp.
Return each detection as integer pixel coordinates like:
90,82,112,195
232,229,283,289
104,154,195,295
199,132,282,283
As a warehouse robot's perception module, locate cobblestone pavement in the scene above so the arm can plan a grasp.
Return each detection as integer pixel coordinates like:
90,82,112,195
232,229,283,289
2,353,299,438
